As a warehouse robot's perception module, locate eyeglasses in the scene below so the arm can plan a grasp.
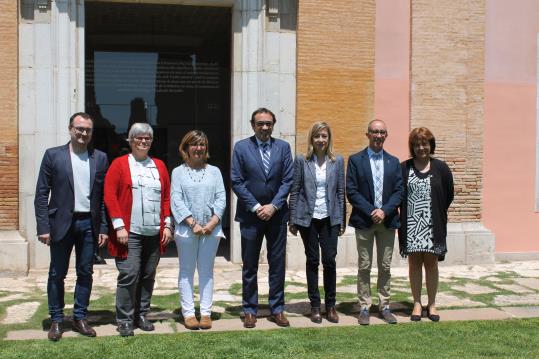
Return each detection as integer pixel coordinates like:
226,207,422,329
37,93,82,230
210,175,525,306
134,136,152,142
72,126,93,134
368,129,387,136
189,143,207,148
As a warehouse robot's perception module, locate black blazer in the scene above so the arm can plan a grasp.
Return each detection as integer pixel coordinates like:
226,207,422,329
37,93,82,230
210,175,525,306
346,147,403,230
34,143,109,242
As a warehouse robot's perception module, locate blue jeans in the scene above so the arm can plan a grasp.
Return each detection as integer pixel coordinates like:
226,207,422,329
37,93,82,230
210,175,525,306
47,216,95,322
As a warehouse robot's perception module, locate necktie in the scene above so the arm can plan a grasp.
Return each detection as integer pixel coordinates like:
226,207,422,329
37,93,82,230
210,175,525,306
372,152,383,208
261,143,271,175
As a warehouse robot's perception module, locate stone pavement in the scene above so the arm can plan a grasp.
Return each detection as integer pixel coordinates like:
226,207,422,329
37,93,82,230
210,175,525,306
2,259,539,340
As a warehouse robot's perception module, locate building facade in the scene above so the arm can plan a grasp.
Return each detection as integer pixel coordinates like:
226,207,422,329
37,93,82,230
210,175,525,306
1,0,538,271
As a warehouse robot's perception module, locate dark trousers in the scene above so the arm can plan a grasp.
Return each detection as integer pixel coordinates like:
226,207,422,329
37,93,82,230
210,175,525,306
47,216,95,322
115,233,160,324
298,218,339,308
240,219,287,315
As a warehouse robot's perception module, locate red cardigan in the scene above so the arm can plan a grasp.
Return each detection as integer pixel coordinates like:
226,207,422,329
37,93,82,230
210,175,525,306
104,154,171,258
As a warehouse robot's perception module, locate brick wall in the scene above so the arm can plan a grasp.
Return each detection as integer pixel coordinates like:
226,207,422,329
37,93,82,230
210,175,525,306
410,0,485,222
0,1,18,229
296,0,375,160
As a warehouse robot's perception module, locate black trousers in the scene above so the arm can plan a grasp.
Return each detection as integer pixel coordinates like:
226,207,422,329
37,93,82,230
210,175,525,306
298,217,339,308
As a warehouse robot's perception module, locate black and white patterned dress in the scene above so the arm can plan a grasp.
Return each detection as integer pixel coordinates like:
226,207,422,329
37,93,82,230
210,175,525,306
405,166,435,254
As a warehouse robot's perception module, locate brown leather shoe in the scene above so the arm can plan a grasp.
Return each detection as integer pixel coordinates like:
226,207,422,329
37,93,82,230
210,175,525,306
269,312,290,327
243,313,257,328
184,316,200,330
310,307,322,324
48,321,63,341
326,306,339,323
199,315,212,330
72,319,96,337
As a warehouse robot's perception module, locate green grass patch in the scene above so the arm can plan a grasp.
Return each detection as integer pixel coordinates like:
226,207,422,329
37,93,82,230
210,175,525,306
1,318,539,358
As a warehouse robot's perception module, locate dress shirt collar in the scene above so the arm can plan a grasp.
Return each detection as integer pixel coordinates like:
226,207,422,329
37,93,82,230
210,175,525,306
255,137,271,148
367,147,384,159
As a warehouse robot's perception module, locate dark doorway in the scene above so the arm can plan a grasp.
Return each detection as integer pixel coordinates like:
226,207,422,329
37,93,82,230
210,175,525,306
85,2,232,259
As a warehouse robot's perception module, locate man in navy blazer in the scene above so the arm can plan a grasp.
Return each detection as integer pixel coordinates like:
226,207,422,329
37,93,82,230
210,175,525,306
34,112,109,341
346,119,403,325
231,108,294,328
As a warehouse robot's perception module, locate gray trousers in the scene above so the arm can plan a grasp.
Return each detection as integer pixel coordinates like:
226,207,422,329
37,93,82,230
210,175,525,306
115,232,160,324
355,224,395,311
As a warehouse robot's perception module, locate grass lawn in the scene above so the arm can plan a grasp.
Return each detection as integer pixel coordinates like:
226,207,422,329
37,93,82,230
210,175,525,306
1,318,538,358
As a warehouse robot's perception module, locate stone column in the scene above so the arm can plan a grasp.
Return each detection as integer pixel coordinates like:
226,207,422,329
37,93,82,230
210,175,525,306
410,0,494,264
229,0,297,263
19,0,85,268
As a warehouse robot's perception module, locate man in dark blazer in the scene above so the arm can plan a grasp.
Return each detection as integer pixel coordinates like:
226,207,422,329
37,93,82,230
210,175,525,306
231,108,294,328
34,112,109,341
346,119,403,325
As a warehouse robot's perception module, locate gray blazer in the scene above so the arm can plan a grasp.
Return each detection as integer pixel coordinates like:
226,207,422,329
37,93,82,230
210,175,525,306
289,154,346,228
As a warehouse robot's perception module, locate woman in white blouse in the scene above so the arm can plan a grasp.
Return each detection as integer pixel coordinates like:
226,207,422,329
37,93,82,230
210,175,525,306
170,130,226,330
104,122,172,337
289,122,346,324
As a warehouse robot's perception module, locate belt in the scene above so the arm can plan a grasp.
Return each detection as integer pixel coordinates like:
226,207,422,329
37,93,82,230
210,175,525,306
73,212,91,219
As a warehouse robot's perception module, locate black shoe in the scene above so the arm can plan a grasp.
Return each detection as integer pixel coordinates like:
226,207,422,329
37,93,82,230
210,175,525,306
48,321,63,341
379,308,397,324
427,307,440,322
117,322,134,337
310,307,322,324
72,318,97,337
137,315,155,331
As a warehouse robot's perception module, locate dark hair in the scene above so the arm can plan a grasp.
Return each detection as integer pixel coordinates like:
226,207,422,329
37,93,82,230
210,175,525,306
179,130,210,163
250,107,276,124
408,127,436,157
69,112,92,126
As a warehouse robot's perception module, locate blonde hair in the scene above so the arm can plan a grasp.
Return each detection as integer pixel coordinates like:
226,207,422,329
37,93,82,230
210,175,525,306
305,121,336,161
178,130,210,163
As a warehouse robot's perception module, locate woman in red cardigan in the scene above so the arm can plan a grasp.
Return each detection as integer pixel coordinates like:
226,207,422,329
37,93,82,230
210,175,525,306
104,122,172,337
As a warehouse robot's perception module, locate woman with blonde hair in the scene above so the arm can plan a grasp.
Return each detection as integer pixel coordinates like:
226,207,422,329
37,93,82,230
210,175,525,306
171,130,226,330
289,121,346,324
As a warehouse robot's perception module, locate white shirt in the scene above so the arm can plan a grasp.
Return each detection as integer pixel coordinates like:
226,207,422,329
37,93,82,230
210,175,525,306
70,150,91,212
312,155,329,219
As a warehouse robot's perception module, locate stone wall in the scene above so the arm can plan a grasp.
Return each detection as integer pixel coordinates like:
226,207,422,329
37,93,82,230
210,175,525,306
296,0,375,159
0,1,18,229
410,0,486,222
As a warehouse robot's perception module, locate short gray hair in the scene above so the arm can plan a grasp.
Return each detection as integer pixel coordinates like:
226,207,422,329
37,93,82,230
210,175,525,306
128,123,153,143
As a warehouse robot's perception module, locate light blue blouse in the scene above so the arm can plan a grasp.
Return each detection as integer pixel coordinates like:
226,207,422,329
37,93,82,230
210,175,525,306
170,164,226,238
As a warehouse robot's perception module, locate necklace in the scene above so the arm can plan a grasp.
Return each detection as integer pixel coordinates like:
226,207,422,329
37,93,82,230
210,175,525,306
186,166,206,183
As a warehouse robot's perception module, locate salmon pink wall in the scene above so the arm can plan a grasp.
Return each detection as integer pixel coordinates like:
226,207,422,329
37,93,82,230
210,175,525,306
484,0,539,252
374,0,410,161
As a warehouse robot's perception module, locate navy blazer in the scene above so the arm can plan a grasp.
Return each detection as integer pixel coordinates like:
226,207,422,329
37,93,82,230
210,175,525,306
34,143,109,242
231,136,294,224
346,147,403,230
289,154,346,228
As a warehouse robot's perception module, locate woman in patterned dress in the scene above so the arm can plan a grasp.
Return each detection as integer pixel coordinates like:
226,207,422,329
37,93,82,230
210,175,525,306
398,127,454,322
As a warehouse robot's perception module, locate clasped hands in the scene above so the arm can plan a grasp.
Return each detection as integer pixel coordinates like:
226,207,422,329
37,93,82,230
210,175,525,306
256,204,276,221
188,216,219,236
370,208,385,224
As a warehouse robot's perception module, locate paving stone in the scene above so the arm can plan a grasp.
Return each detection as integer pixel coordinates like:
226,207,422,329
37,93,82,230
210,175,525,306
512,270,539,278
212,305,225,314
285,285,306,294
494,293,539,306
483,276,503,282
0,293,25,302
153,289,178,296
513,278,539,291
437,308,510,321
213,293,241,302
451,283,498,295
337,285,357,293
494,284,534,294
500,306,539,318
418,293,486,308
2,301,40,324
0,278,34,293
